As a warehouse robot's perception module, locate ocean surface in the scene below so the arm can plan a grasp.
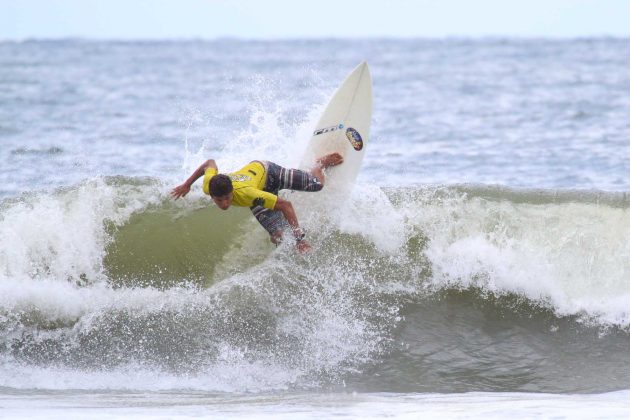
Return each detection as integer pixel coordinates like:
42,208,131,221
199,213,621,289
2,38,630,419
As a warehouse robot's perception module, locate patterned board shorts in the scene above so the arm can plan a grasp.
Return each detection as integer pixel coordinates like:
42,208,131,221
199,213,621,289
251,161,323,236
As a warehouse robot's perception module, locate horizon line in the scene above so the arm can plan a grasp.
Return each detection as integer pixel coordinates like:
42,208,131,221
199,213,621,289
2,34,630,43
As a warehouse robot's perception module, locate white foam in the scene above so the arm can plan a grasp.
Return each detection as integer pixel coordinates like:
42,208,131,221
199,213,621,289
335,183,406,254
0,350,300,393
402,187,630,326
0,178,163,283
3,390,630,419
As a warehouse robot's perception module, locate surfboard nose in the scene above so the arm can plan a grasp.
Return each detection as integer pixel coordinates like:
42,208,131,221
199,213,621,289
349,61,372,87
356,61,370,73
364,62,371,80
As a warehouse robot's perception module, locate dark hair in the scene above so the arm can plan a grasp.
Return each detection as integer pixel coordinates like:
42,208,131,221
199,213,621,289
209,174,233,197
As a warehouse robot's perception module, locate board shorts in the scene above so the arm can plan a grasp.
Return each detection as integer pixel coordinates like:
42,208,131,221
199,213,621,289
251,161,323,236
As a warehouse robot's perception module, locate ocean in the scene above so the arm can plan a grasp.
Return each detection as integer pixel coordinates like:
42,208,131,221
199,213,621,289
1,38,630,419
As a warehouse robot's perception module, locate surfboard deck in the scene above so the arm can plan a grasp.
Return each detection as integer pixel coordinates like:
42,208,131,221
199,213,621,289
299,62,373,190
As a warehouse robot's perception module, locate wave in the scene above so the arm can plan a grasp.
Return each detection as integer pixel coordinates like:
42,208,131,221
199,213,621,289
2,177,630,391
399,184,630,325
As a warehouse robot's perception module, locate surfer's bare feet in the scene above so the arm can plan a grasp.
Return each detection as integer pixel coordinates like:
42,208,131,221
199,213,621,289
317,153,344,169
309,153,343,188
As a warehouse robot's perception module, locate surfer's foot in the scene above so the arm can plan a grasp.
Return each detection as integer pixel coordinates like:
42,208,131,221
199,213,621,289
317,153,344,169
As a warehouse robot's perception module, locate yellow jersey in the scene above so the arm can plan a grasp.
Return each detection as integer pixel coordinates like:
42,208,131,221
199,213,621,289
202,161,278,210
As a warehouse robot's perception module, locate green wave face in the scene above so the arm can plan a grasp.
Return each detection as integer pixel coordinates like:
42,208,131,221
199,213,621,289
103,203,254,288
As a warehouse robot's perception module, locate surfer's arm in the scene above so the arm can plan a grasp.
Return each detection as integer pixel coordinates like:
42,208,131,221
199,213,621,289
275,198,310,253
274,198,308,246
170,159,217,199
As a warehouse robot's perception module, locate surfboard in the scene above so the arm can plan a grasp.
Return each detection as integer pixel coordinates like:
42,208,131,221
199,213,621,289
299,62,373,190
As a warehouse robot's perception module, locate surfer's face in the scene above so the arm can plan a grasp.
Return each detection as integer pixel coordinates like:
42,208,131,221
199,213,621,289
212,193,233,210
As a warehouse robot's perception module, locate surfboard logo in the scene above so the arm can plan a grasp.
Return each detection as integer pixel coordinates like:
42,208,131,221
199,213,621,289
345,127,363,151
313,123,343,136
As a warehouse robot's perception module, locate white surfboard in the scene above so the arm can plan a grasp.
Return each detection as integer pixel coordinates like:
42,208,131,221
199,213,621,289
300,62,373,190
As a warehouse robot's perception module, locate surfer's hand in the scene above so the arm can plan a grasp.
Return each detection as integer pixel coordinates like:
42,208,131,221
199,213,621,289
296,240,311,254
170,184,190,200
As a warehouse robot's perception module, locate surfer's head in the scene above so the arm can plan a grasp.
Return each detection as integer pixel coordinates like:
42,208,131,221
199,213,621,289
209,174,233,210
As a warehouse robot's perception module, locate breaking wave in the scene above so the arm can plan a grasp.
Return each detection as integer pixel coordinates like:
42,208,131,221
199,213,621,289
2,177,630,392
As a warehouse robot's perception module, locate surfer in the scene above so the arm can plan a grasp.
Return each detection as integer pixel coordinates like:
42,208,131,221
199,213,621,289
170,153,343,253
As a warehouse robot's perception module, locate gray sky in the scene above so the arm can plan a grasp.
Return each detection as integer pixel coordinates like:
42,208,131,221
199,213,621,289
2,0,630,40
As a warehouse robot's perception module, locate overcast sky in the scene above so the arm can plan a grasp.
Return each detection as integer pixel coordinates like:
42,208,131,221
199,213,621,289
2,0,630,40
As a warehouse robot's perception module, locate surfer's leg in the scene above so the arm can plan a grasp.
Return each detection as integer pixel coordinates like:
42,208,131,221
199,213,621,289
251,205,289,244
276,166,324,192
274,153,343,193
264,156,341,193
280,152,343,191
262,161,321,193
251,162,290,243
256,155,342,244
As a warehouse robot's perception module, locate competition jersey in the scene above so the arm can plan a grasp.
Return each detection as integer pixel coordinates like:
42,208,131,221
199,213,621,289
202,161,278,210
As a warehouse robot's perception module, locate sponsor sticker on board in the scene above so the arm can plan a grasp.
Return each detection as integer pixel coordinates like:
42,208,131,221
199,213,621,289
313,123,344,136
345,127,363,151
